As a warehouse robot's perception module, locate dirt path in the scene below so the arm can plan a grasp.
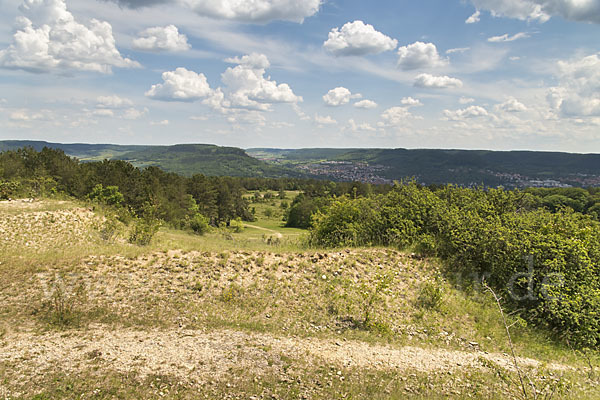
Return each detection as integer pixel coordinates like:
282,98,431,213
0,327,569,388
244,223,284,239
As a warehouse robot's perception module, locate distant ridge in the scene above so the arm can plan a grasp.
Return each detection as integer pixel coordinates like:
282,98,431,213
2,141,599,186
0,140,306,178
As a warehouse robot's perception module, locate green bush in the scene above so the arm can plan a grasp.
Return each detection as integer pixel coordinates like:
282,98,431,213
189,213,210,235
414,234,437,257
99,214,121,242
88,184,124,206
0,180,20,199
310,197,381,247
417,279,444,310
39,279,88,328
230,218,244,233
129,216,161,246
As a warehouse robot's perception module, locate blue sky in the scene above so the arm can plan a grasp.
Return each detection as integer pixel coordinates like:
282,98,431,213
1,0,599,152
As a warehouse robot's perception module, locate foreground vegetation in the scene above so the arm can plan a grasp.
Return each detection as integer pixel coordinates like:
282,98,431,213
1,147,599,398
0,198,598,399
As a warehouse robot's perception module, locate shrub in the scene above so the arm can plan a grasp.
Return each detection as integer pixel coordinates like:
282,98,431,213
417,279,444,310
0,180,20,199
129,216,161,245
309,197,379,247
99,214,121,242
88,184,124,206
414,234,437,257
38,278,87,328
189,213,210,235
230,217,244,233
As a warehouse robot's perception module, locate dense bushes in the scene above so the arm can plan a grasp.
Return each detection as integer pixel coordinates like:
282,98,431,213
309,182,600,347
285,195,330,229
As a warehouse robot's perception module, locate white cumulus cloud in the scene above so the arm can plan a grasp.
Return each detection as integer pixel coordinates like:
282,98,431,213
348,119,376,132
466,10,481,23
146,67,213,101
323,87,361,106
469,0,550,22
496,97,527,112
182,0,321,23
122,107,148,120
414,74,463,89
92,109,114,117
380,106,417,126
488,32,530,42
9,108,51,121
548,53,600,117
146,53,302,113
224,53,271,69
221,53,302,111
353,99,378,109
323,20,397,56
132,25,190,52
443,105,489,121
314,114,337,125
397,41,448,70
0,0,140,73
401,97,423,107
446,47,471,54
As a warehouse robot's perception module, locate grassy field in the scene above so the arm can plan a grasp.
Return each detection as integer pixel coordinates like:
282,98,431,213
0,197,598,399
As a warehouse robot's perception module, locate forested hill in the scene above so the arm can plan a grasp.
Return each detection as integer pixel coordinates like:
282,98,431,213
3,141,600,186
0,140,147,160
114,144,305,178
0,141,305,178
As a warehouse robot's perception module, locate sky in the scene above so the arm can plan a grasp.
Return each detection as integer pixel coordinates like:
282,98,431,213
0,0,600,152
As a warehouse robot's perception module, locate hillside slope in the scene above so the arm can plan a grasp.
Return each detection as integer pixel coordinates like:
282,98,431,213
0,141,306,178
0,199,598,399
116,143,305,177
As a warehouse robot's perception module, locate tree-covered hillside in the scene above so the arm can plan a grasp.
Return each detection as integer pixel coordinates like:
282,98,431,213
0,141,307,178
117,144,305,178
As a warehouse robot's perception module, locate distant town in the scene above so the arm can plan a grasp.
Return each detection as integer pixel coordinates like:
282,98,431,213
285,161,600,188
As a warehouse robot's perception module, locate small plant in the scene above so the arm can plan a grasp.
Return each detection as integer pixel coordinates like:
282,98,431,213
417,279,444,310
99,214,120,242
263,234,281,246
359,273,394,329
220,283,243,303
40,278,87,328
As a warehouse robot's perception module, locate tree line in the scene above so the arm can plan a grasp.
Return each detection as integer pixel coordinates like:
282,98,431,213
0,147,392,228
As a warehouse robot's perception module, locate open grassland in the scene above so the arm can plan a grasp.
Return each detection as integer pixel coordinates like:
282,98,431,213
0,199,598,399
